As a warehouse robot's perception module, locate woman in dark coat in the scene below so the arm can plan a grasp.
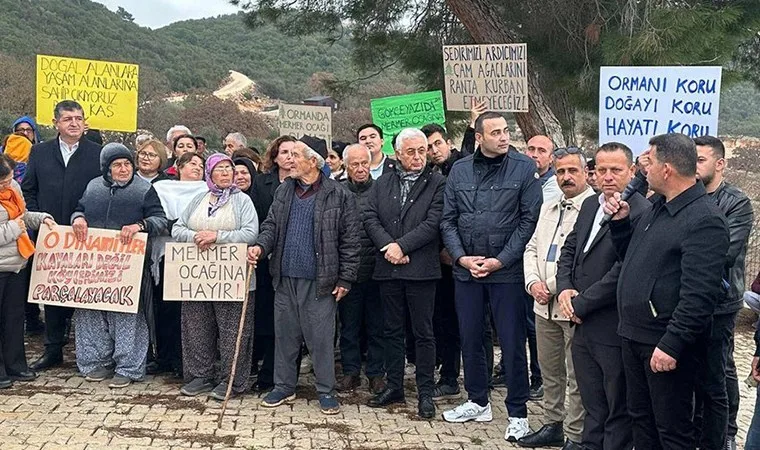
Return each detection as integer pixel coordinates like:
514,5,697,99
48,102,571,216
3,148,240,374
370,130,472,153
249,135,296,392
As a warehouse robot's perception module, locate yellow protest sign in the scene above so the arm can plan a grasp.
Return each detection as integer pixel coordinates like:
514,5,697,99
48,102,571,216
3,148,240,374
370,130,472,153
36,55,139,132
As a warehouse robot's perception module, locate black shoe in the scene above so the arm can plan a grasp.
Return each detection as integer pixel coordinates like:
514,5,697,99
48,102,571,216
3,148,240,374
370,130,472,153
336,374,361,393
180,378,214,396
529,379,544,400
432,382,460,400
0,378,11,389
517,422,564,448
561,439,584,450
209,382,232,401
29,352,63,371
492,373,506,387
367,388,405,408
253,381,274,394
145,361,164,375
418,396,435,419
8,370,36,381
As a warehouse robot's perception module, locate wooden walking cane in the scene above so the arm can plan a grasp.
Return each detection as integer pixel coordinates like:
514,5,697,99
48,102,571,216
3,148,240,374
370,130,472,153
217,263,255,428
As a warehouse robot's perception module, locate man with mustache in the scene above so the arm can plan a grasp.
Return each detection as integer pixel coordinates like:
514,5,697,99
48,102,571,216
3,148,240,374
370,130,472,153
517,147,595,449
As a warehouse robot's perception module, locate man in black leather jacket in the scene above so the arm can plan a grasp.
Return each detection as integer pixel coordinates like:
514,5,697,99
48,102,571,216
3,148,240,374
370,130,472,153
693,136,753,450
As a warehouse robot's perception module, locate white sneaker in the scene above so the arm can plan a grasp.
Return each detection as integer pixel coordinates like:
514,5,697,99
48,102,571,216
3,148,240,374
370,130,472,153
505,417,530,442
442,400,493,423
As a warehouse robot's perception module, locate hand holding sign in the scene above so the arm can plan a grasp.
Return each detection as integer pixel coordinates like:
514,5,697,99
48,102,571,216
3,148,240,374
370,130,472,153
120,224,141,246
43,217,56,230
72,217,88,242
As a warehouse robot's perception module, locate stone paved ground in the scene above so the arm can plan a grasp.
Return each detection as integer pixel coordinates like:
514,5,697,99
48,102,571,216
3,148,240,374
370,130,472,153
2,311,759,450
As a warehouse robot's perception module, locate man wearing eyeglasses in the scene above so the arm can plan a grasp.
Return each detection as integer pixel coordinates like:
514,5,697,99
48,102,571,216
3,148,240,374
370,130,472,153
517,147,595,450
363,128,446,420
10,116,41,145
336,144,386,396
556,142,651,450
22,100,102,371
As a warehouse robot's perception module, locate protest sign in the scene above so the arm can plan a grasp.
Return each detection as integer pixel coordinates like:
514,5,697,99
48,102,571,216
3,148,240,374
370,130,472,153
36,55,139,132
163,243,248,302
370,91,446,155
598,66,722,154
28,226,146,314
442,44,529,112
279,104,332,149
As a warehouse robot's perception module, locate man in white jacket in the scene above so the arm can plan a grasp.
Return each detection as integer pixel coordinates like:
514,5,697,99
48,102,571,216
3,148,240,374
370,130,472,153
518,147,595,450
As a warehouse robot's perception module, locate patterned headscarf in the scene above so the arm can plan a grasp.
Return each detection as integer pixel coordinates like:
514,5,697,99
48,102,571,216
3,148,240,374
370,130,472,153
205,153,240,216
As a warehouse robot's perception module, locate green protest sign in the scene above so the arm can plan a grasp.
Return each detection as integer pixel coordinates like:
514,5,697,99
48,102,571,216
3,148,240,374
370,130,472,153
370,91,446,155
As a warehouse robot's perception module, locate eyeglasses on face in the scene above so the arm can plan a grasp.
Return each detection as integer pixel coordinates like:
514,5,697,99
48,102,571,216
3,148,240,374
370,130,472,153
137,151,159,160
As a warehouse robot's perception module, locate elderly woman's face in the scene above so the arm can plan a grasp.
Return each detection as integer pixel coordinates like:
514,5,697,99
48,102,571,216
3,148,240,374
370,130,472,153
110,158,133,183
174,137,196,159
211,161,234,189
235,164,252,192
178,155,204,181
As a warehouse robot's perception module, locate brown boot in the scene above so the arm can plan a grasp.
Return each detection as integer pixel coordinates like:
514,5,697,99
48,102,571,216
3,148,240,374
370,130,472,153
336,374,361,392
368,376,386,395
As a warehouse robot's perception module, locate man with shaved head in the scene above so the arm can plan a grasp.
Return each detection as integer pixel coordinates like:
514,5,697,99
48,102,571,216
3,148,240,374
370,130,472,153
526,135,562,203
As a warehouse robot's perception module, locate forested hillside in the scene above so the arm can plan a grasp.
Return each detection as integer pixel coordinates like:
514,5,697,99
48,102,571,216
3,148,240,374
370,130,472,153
0,0,357,101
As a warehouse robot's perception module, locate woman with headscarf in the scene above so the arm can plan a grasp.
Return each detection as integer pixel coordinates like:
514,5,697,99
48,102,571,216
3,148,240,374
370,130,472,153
249,135,295,392
70,143,168,388
146,152,208,376
135,138,171,183
166,134,199,178
234,157,256,198
172,154,258,400
0,154,55,388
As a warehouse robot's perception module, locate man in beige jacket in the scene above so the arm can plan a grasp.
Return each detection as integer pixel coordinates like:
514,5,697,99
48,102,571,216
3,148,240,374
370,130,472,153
518,147,595,450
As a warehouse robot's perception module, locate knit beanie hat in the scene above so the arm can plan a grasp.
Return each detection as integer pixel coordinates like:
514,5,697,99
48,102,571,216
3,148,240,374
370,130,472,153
100,143,135,178
4,134,32,164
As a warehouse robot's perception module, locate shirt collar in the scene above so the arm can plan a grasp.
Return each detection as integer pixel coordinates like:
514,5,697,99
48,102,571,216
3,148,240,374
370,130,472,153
559,186,594,211
662,182,705,216
59,137,79,152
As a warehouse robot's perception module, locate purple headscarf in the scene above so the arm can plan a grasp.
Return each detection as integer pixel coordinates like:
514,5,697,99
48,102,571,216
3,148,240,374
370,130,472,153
205,153,240,217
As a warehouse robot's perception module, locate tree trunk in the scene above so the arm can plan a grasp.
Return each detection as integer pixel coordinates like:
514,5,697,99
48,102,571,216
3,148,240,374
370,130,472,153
445,0,567,147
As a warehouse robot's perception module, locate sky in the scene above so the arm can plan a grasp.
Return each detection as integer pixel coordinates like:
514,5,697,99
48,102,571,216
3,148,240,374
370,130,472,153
95,0,241,29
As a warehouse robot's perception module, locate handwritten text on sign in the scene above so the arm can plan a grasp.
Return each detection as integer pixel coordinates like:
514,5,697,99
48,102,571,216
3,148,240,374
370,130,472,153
598,66,722,154
36,55,139,132
279,104,332,149
370,91,446,155
443,44,528,112
164,243,247,302
28,226,146,314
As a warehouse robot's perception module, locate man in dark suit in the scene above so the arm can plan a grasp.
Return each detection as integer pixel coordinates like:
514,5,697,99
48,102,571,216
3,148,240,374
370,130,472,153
556,142,650,450
603,133,729,449
22,100,102,371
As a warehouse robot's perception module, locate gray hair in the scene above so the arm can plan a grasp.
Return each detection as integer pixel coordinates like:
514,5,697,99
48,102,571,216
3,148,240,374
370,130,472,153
298,143,325,169
166,125,191,143
343,144,372,162
394,128,428,152
226,132,248,147
555,151,587,169
135,133,154,148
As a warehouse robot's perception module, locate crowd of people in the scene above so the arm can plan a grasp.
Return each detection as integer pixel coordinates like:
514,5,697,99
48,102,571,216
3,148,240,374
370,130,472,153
0,98,758,450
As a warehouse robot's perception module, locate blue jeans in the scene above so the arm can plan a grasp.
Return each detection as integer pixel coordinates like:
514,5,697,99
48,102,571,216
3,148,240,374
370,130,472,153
746,385,760,449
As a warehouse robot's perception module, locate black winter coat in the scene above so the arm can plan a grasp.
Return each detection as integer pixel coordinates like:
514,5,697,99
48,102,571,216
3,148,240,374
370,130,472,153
709,181,754,315
441,148,543,283
251,170,281,229
256,173,361,296
22,136,102,225
365,166,446,281
341,177,376,283
611,182,728,360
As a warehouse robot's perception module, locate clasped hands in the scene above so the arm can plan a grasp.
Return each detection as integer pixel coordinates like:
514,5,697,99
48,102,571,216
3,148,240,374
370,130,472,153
381,242,409,265
458,256,503,279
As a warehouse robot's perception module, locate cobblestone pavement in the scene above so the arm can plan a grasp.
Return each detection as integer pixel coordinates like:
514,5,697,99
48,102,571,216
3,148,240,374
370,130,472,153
2,311,759,450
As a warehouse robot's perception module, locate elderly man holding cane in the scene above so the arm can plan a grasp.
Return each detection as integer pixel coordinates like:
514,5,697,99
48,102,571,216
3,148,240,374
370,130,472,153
247,140,361,415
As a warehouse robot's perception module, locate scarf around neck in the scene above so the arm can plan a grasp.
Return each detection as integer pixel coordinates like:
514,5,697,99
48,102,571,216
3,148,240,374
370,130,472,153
396,166,422,205
205,154,240,217
0,186,34,259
